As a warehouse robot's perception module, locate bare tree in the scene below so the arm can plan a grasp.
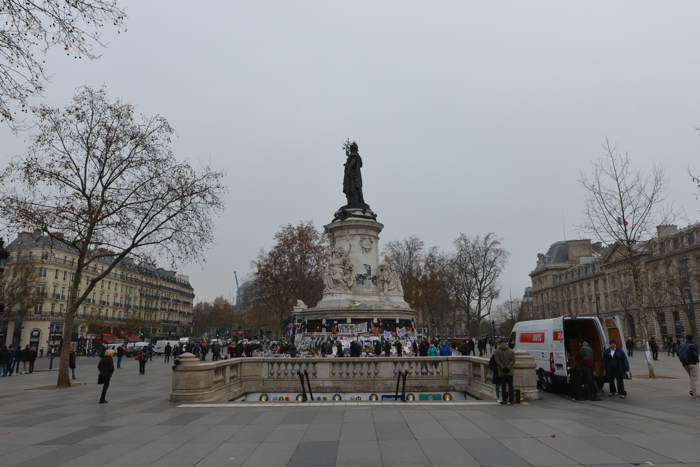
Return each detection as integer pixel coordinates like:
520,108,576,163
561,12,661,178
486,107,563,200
464,233,507,335
0,255,42,327
0,86,225,387
249,222,327,336
382,236,424,293
580,138,666,377
449,234,475,335
0,1,127,127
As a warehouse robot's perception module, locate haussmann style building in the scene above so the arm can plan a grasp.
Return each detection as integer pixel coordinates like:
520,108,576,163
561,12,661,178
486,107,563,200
0,231,194,353
523,224,700,345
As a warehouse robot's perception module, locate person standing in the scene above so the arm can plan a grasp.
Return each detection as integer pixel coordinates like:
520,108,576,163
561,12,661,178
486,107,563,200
579,340,600,400
439,340,452,356
20,345,31,374
10,345,20,375
488,352,501,401
494,340,515,404
603,339,629,398
649,337,659,361
136,348,147,375
29,346,37,373
625,337,634,357
382,340,391,357
335,340,344,358
678,334,699,398
69,347,77,380
97,349,115,404
394,340,403,357
116,345,124,369
164,343,172,364
0,345,9,376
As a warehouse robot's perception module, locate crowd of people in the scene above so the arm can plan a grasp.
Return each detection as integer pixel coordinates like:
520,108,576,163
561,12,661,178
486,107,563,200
0,345,38,376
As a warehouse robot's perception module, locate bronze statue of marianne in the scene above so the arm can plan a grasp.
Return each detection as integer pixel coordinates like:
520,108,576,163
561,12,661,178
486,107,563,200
334,139,376,221
342,140,367,209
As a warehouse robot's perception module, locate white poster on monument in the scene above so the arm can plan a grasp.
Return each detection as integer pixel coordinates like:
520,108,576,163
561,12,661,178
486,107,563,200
338,322,368,335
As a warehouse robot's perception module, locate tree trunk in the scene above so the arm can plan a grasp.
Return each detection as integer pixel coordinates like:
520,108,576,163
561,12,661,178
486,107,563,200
632,264,655,378
56,306,74,388
57,264,84,388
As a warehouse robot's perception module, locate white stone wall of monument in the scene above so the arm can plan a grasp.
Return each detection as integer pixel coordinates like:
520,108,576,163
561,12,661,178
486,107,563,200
324,218,383,295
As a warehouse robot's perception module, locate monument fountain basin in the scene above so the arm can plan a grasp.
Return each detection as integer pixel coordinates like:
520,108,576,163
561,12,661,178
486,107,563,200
170,352,539,404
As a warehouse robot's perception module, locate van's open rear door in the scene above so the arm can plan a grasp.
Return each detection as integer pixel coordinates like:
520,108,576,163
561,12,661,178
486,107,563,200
603,316,627,357
552,317,567,377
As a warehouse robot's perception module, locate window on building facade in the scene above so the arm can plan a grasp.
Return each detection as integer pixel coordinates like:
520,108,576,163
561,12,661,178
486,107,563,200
34,303,42,315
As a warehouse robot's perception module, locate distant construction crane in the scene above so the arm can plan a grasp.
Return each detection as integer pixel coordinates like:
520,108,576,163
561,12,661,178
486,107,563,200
233,270,240,306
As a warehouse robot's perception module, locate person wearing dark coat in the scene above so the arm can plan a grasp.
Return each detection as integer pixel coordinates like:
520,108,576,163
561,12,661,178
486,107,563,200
29,347,37,373
382,340,391,357
164,343,172,363
137,348,147,375
603,340,629,398
97,350,115,403
373,340,382,356
419,340,429,357
0,345,9,377
335,341,344,357
19,345,31,374
394,340,403,357
69,348,77,379
116,345,124,368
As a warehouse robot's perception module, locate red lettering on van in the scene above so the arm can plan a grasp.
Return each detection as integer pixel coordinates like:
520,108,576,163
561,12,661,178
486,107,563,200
519,332,545,343
552,330,563,341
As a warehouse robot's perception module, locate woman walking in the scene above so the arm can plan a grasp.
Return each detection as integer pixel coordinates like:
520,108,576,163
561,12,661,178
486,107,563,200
97,350,115,404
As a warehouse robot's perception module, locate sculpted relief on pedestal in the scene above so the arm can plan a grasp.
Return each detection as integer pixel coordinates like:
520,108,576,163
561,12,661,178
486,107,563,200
323,246,354,293
378,263,404,296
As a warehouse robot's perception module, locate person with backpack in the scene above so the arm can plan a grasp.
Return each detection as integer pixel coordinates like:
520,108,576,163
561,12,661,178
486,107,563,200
678,334,699,399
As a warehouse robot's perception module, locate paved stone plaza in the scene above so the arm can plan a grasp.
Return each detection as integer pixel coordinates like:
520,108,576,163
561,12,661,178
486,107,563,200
0,353,698,467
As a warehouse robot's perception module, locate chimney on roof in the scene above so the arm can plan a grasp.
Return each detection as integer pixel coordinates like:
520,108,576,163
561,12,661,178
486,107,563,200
656,224,678,238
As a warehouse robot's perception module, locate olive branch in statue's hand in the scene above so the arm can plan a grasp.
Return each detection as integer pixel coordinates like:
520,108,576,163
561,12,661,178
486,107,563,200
343,138,353,154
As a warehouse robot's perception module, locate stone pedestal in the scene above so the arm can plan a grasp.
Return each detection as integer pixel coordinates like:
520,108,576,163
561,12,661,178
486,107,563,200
299,211,416,326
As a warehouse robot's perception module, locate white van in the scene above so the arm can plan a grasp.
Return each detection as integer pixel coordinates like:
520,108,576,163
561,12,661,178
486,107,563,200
154,340,179,355
510,315,627,390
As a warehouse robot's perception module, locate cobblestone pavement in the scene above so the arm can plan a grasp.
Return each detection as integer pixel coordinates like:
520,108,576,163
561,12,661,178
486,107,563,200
0,352,698,467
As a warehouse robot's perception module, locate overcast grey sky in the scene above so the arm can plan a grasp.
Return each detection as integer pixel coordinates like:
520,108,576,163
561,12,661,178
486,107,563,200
2,1,700,303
